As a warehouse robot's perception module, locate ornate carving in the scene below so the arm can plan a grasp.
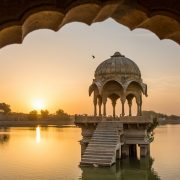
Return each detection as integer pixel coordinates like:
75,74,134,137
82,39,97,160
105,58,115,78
89,52,147,117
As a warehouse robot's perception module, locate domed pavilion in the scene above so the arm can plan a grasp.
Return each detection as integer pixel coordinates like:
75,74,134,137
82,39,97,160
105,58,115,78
75,52,154,167
89,52,147,117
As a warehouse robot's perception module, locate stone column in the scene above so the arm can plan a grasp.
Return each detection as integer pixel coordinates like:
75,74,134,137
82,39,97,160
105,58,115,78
93,97,97,116
112,99,116,118
121,144,129,157
128,99,132,116
129,144,137,157
98,98,102,116
137,104,140,116
136,96,142,116
139,103,142,116
102,98,107,116
139,144,149,157
121,98,126,117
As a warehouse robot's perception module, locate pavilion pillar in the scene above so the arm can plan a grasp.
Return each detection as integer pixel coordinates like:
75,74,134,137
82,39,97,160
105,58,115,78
98,98,102,116
121,98,125,117
137,104,139,116
121,144,129,157
93,97,97,116
103,98,107,116
136,96,142,116
128,99,132,116
112,100,116,118
139,144,150,157
139,103,142,116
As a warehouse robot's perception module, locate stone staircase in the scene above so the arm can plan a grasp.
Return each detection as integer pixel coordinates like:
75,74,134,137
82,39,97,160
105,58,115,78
80,121,123,167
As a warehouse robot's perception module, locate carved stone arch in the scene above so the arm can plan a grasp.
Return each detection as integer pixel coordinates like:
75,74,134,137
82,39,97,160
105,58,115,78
107,93,120,102
125,91,139,103
102,80,124,93
125,91,141,116
89,82,100,96
126,93,136,116
0,0,179,48
126,93,135,101
126,80,144,94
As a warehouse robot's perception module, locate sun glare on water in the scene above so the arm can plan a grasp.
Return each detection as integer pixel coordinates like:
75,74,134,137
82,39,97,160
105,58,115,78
32,99,45,110
36,126,41,144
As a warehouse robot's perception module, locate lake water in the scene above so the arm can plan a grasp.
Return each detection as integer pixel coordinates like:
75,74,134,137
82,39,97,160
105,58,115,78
0,125,180,180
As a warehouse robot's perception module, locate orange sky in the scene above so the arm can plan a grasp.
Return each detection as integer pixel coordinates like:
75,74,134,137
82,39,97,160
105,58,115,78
0,19,179,115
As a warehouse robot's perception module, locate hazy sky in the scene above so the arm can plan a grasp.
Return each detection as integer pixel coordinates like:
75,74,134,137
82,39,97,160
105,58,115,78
0,19,179,115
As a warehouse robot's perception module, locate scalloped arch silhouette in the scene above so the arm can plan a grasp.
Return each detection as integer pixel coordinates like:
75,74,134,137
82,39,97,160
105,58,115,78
0,0,179,48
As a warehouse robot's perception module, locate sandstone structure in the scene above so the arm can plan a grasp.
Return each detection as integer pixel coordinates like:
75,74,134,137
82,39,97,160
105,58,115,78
75,52,154,167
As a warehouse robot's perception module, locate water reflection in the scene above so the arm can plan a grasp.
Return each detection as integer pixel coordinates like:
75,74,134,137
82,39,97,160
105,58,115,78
36,126,41,144
0,128,10,145
0,125,179,180
0,134,10,144
80,157,160,180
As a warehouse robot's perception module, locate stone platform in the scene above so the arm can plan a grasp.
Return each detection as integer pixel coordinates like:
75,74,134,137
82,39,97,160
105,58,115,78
75,115,153,167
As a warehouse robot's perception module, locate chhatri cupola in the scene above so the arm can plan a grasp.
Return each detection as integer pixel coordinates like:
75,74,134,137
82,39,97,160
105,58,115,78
89,52,147,117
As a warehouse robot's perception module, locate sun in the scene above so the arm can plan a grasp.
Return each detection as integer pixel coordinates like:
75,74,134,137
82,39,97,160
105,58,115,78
32,99,45,110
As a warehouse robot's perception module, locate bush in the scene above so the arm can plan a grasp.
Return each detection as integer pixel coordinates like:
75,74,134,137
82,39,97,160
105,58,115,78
56,109,70,120
28,110,38,120
40,109,49,119
0,103,11,114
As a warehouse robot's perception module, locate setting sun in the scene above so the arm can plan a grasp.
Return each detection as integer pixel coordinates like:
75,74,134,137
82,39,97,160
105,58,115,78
32,99,45,110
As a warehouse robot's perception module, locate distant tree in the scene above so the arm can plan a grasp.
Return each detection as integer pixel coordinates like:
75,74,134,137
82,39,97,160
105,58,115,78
56,109,70,120
56,109,64,115
28,110,38,120
142,110,167,118
0,103,11,114
40,109,49,119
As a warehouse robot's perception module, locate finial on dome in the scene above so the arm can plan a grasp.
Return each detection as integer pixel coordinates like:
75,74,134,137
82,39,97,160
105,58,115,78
111,51,124,57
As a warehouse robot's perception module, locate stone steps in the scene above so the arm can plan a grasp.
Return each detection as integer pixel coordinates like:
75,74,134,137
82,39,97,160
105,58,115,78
84,154,113,158
80,121,123,167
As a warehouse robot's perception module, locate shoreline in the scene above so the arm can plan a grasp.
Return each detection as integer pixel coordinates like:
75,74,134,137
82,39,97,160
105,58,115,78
0,119,75,128
1,119,180,128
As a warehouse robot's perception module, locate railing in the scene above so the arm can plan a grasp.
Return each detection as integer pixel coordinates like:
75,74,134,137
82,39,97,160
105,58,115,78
75,115,153,124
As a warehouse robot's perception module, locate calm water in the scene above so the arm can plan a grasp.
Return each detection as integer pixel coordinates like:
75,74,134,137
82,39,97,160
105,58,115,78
0,125,180,180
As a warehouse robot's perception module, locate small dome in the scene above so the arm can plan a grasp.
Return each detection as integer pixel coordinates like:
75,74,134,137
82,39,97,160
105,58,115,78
95,52,141,78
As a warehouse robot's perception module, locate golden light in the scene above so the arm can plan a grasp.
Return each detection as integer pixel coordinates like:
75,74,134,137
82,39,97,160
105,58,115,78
32,99,45,110
36,126,41,144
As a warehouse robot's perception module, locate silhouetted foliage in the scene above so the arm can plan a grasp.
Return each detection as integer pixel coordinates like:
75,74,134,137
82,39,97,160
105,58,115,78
147,118,159,132
169,114,179,120
40,109,49,119
142,110,167,118
0,103,11,114
56,109,70,120
28,110,38,120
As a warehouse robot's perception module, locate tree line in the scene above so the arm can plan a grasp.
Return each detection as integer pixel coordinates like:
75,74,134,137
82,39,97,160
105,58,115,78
28,109,70,120
0,102,70,121
0,103,11,114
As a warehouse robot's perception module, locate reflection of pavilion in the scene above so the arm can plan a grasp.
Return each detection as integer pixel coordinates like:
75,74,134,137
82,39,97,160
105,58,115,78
80,157,160,180
75,52,154,167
